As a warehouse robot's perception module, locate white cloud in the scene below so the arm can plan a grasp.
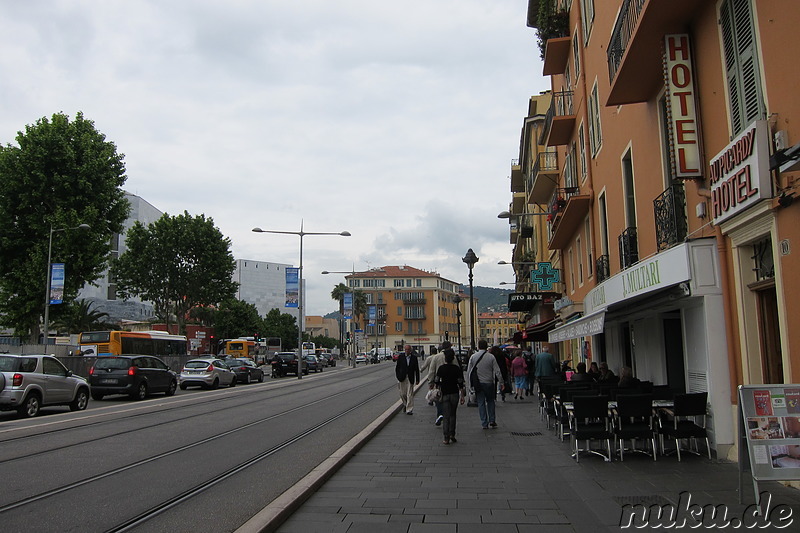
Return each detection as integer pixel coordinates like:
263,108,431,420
0,0,549,315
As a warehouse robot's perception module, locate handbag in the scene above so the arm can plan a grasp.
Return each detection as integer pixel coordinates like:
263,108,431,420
426,387,442,403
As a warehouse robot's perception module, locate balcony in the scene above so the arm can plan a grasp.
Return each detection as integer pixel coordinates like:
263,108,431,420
618,227,639,270
527,151,559,204
607,0,705,106
404,315,426,321
654,183,688,251
548,187,591,250
596,255,611,283
540,91,575,146
510,159,524,193
543,37,571,76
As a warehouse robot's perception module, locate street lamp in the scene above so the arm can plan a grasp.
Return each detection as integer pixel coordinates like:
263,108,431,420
322,268,357,368
43,223,90,345
252,223,350,379
462,248,479,351
453,294,463,358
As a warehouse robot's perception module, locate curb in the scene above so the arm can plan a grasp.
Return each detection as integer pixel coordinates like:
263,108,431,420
234,380,427,533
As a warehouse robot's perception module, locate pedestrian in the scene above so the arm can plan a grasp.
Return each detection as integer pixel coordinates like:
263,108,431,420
534,344,559,387
424,343,448,425
511,350,528,400
466,339,504,429
490,345,511,402
434,348,465,444
523,350,535,396
395,344,420,414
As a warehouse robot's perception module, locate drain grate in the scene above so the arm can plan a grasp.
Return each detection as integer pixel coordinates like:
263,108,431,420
613,495,674,507
511,431,543,437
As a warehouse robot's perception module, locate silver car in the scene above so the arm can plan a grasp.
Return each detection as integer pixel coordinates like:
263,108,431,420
0,354,91,418
179,358,237,389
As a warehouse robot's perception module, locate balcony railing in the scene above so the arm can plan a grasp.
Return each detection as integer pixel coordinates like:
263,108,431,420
654,183,688,251
527,152,559,204
539,91,574,145
607,0,646,84
546,187,580,225
596,255,611,283
618,227,639,270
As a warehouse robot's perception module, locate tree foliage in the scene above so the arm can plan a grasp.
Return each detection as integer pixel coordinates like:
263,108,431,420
329,283,367,329
0,112,129,340
262,308,298,350
112,211,237,334
213,299,262,341
51,299,117,335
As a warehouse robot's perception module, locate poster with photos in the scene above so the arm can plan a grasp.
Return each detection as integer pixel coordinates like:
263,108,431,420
740,385,800,481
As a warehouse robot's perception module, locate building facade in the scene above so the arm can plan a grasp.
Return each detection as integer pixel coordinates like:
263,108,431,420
345,266,461,354
478,312,519,345
233,259,300,323
514,0,800,459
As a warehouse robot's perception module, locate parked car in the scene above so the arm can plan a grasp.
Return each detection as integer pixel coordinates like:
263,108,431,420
225,358,264,384
271,352,308,377
318,353,336,367
88,355,178,400
355,353,368,364
0,354,90,418
179,358,237,389
304,355,322,373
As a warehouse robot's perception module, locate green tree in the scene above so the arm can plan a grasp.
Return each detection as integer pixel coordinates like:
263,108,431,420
51,299,116,335
0,112,129,341
262,308,298,350
213,299,262,341
112,211,237,335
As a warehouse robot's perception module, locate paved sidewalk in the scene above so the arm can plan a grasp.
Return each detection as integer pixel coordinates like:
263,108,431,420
275,389,800,532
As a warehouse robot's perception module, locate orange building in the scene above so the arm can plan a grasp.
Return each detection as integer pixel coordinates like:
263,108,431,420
345,266,462,355
478,312,520,345
518,0,800,458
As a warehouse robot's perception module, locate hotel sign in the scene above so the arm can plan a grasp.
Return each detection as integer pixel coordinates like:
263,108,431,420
709,120,770,225
666,34,702,179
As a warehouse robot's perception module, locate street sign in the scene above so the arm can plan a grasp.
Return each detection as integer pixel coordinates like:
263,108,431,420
508,292,560,312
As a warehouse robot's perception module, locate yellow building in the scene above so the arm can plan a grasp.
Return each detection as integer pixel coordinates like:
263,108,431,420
478,312,519,346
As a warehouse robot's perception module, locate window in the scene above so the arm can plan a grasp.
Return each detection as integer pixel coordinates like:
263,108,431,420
585,217,594,278
598,191,610,256
395,322,402,332
580,0,595,44
568,247,576,294
566,141,578,189
622,149,637,228
416,279,422,287
719,0,764,135
588,82,602,156
578,122,587,182
394,279,404,287
577,237,585,286
572,33,581,80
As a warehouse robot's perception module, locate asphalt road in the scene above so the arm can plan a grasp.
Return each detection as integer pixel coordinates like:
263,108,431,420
0,361,398,533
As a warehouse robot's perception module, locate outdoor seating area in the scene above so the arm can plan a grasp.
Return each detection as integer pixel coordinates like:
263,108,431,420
536,378,710,463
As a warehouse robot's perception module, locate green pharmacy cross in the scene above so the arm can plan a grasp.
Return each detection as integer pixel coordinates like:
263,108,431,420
530,262,560,291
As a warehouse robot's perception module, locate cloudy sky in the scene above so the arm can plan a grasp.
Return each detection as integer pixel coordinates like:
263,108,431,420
1,0,549,315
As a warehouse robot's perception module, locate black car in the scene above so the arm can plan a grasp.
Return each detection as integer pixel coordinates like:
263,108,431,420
271,352,308,378
304,355,322,373
225,358,264,384
88,355,178,400
318,353,336,367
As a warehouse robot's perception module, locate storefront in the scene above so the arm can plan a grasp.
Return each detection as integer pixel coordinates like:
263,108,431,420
549,238,734,456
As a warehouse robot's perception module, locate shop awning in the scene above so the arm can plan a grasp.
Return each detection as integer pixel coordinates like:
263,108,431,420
525,318,558,342
548,310,605,343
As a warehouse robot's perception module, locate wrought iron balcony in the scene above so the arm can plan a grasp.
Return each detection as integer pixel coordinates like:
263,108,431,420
527,151,559,204
618,227,639,270
539,91,575,146
607,0,646,84
596,255,610,283
654,183,688,251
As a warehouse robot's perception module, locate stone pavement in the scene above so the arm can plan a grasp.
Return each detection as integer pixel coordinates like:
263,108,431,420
273,389,800,532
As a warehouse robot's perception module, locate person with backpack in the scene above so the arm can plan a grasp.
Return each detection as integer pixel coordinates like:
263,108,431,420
466,339,504,429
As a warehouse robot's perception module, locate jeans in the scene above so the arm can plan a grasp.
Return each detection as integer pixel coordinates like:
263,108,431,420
441,393,460,438
476,382,496,428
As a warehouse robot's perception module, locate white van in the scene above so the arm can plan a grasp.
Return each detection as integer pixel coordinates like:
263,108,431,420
368,348,392,362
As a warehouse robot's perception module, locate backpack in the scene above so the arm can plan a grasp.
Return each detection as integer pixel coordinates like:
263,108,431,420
469,351,486,389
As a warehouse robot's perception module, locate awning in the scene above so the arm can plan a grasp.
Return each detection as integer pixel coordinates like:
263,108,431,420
548,310,605,343
525,318,558,342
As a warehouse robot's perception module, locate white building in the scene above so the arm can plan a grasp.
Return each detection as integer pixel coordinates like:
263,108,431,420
233,259,300,323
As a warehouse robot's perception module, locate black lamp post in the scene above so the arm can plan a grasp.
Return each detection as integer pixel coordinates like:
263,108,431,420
462,248,479,351
453,294,463,358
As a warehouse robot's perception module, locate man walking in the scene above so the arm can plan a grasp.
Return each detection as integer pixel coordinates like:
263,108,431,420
466,339,504,429
534,343,559,384
396,344,420,415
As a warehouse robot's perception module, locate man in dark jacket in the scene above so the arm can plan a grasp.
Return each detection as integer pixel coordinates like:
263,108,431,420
396,344,421,414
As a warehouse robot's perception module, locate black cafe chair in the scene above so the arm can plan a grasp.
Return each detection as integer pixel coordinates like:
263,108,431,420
613,394,657,461
570,395,613,463
556,385,593,441
658,392,711,461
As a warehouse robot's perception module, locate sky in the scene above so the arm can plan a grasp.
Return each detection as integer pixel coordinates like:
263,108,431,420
0,0,549,316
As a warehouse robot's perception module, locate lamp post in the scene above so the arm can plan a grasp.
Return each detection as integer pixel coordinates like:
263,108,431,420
453,294,463,358
322,269,358,368
462,248,479,352
253,223,350,379
43,223,90,345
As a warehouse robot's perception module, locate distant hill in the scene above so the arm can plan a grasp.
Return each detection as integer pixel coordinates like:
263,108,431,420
467,286,513,314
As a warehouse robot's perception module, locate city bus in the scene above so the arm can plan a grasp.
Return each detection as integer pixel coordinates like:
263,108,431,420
225,339,258,359
78,331,188,358
301,341,315,356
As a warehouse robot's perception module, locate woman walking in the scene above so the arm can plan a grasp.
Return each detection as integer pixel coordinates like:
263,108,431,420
435,348,465,445
511,350,528,400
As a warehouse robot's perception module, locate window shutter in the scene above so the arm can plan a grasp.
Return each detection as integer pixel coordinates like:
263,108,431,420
720,0,763,135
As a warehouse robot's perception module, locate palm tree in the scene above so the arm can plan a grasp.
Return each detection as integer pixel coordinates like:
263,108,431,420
51,299,116,334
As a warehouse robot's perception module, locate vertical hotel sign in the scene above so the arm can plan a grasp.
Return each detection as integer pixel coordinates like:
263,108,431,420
665,34,702,179
285,267,299,308
710,120,770,225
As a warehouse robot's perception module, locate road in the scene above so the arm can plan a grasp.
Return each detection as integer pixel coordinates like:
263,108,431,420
0,361,397,533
